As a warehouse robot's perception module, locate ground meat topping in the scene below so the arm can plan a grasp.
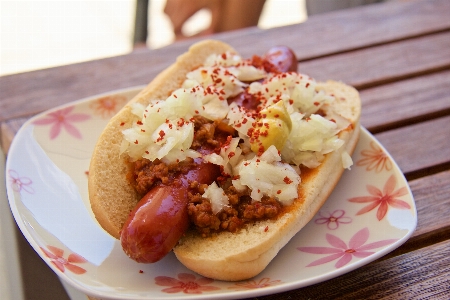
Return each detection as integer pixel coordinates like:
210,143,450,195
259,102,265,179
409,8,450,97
131,157,196,195
187,182,282,237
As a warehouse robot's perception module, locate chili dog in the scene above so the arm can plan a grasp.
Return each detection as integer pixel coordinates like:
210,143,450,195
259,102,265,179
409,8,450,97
88,40,361,281
120,47,296,263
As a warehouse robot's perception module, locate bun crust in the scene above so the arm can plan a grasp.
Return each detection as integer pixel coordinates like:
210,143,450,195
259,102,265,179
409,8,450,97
88,40,361,280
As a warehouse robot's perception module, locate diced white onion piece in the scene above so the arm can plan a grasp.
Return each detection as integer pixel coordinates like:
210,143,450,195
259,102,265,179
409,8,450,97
202,182,230,214
342,151,353,170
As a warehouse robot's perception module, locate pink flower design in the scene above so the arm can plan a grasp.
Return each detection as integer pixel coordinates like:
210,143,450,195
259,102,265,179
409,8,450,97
41,245,87,274
348,175,410,221
315,209,352,230
229,277,282,290
90,95,127,118
356,141,392,172
33,106,90,140
8,169,34,194
155,273,221,294
297,227,397,268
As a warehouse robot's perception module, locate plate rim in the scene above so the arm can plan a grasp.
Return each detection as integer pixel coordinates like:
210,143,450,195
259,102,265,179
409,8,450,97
5,89,417,300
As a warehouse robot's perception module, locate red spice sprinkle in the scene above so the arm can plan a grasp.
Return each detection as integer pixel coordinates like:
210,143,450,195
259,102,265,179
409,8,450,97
84,171,89,175
141,129,145,132
169,123,173,129
120,122,125,126
145,151,149,154
228,152,235,159
264,226,269,232
195,110,199,114
330,119,336,123
156,130,166,142
221,53,227,59
136,120,143,125
242,118,248,124
314,102,320,106
306,83,310,88
274,114,280,118
258,145,265,156
134,140,139,144
289,99,294,105
173,94,177,98
277,190,282,194
283,176,293,184
139,270,144,274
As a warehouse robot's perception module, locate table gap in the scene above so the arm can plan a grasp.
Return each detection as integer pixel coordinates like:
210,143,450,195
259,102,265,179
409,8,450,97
404,161,450,182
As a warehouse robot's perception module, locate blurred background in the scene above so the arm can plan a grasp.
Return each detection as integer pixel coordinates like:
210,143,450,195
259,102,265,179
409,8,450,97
0,0,307,76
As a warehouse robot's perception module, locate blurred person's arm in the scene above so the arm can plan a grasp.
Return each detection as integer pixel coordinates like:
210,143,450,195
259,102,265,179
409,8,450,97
164,0,265,40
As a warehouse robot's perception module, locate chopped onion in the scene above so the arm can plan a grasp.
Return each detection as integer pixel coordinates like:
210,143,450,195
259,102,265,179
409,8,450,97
202,182,230,214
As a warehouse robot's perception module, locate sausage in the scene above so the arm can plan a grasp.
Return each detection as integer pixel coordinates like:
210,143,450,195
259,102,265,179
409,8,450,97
120,159,220,263
264,46,298,73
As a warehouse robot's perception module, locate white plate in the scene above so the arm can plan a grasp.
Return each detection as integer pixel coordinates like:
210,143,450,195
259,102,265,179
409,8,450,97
6,87,417,300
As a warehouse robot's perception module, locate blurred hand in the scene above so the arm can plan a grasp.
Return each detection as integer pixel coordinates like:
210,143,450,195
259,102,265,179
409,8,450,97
164,0,221,40
164,0,266,40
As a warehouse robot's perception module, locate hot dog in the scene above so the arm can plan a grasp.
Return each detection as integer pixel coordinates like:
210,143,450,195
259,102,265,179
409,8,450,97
88,40,361,281
121,158,221,263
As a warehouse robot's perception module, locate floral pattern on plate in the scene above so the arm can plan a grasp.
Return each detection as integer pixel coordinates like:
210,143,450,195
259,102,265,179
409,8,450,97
41,245,87,274
155,273,221,294
5,87,417,300
349,175,411,221
297,227,398,268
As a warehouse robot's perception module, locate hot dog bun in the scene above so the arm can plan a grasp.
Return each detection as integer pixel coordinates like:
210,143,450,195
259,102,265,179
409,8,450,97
88,40,361,280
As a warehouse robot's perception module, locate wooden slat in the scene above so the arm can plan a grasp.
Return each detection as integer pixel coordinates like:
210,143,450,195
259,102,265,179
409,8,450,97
0,117,27,153
374,115,450,175
359,69,450,133
247,240,450,300
300,31,450,89
409,169,450,237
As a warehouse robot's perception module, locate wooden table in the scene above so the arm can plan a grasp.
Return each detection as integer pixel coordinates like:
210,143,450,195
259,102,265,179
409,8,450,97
1,0,449,299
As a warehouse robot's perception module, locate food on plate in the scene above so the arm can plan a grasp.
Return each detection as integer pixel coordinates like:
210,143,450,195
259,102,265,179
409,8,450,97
88,40,361,281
